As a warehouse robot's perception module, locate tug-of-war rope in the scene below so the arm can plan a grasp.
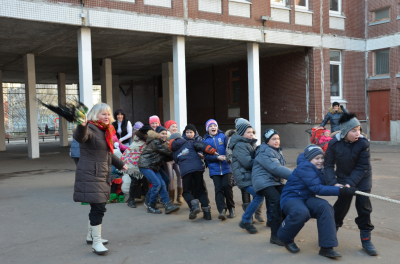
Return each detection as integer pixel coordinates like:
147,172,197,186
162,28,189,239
356,191,400,205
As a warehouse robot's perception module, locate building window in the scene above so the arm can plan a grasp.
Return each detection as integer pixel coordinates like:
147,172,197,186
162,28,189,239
330,0,341,14
374,49,390,76
271,0,289,7
330,50,342,99
373,8,390,22
230,69,240,104
295,0,308,10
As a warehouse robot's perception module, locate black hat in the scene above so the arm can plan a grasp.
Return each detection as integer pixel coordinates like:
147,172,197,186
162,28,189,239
138,125,152,134
332,102,340,107
263,129,279,144
155,126,167,133
183,124,197,134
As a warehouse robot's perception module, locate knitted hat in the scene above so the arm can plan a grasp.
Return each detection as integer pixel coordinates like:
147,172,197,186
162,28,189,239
235,118,252,136
205,119,218,131
332,102,340,107
138,125,152,135
339,113,361,139
149,115,160,125
134,121,144,130
169,132,182,140
304,144,324,162
324,129,330,134
155,126,167,133
263,129,279,144
165,120,177,130
184,124,197,133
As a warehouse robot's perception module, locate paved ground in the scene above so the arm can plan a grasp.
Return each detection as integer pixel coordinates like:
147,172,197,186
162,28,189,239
0,141,399,264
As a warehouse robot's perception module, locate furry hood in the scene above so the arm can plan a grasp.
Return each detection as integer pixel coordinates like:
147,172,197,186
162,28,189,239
225,129,236,138
328,106,343,114
146,130,160,144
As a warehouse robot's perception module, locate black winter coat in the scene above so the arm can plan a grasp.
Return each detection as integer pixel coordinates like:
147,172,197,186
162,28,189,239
229,133,257,190
138,130,172,172
170,138,214,177
324,133,372,191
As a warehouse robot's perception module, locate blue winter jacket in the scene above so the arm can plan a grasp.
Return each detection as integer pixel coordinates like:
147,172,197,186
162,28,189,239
70,138,80,158
280,153,340,209
324,132,372,191
320,106,349,132
203,130,232,177
170,138,213,177
183,131,202,142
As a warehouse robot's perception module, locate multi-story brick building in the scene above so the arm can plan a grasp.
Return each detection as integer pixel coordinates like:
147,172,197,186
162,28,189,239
0,0,399,157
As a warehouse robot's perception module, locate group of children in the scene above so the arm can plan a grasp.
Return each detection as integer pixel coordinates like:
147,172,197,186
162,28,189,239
74,103,377,258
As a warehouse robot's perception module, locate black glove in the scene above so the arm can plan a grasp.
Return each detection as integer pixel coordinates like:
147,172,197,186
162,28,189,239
340,187,357,196
340,105,344,110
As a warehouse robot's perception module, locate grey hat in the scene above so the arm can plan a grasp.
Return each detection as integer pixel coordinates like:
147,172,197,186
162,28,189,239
304,144,324,162
340,113,361,139
235,118,252,136
169,132,182,140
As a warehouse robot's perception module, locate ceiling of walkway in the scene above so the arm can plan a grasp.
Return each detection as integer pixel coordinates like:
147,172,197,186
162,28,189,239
0,17,302,85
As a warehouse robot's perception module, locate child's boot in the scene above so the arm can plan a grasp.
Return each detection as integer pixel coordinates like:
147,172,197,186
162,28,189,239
228,208,236,218
168,189,175,203
147,204,162,214
239,221,258,234
176,187,184,205
189,199,201,219
164,201,180,214
91,224,108,255
255,204,265,222
360,230,378,256
319,247,342,258
202,206,212,220
86,220,108,245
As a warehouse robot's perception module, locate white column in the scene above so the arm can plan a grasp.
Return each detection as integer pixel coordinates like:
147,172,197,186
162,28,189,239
0,70,5,151
57,73,68,147
24,54,40,159
247,43,261,136
101,58,113,109
173,36,187,132
162,62,174,121
112,75,120,110
77,27,93,109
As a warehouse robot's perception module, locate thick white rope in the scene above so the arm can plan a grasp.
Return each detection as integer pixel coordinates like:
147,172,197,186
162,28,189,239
355,191,400,205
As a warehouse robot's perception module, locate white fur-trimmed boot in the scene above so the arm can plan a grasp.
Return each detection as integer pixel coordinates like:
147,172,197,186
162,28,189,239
91,224,108,255
86,220,108,245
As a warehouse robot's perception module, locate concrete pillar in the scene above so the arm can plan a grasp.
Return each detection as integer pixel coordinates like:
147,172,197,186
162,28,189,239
162,62,174,121
77,27,93,109
101,58,113,109
112,75,120,110
24,54,40,159
0,70,5,151
57,73,68,147
172,36,187,132
247,43,261,137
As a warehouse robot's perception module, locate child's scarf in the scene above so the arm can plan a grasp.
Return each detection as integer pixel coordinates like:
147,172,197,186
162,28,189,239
89,121,116,154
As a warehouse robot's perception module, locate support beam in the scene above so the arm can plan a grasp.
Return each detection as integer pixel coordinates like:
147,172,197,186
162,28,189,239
162,62,174,121
57,73,68,147
112,75,120,110
101,58,113,108
173,36,187,132
24,54,40,159
0,70,5,151
247,43,261,137
77,27,93,109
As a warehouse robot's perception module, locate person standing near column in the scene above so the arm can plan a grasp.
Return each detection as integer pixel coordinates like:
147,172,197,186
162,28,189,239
112,109,133,146
324,113,377,256
321,102,349,132
73,103,128,255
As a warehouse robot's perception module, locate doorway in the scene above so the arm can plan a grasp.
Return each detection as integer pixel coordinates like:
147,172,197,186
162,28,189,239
369,90,390,141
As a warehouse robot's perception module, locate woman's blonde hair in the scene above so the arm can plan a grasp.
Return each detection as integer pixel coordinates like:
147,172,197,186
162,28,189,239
86,103,115,123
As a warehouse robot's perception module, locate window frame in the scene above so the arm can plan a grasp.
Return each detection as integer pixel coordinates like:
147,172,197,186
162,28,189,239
372,7,390,22
271,0,289,8
229,68,240,105
373,49,390,77
330,50,343,100
329,0,341,15
295,0,309,10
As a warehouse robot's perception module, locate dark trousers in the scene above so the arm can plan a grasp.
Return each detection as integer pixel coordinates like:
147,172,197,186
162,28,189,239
334,189,374,231
257,185,284,237
89,203,107,226
72,158,79,166
182,171,209,208
278,197,338,248
212,173,235,212
130,177,149,199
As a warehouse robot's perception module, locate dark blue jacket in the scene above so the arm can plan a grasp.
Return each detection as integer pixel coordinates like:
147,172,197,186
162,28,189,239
183,131,202,142
321,106,349,132
70,138,80,158
324,133,372,191
170,138,213,177
203,130,232,177
280,153,340,209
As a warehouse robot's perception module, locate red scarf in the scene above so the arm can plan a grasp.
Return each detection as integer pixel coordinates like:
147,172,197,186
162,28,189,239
89,121,116,154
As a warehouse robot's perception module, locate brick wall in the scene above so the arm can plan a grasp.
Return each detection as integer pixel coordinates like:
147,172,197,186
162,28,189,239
367,0,399,38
